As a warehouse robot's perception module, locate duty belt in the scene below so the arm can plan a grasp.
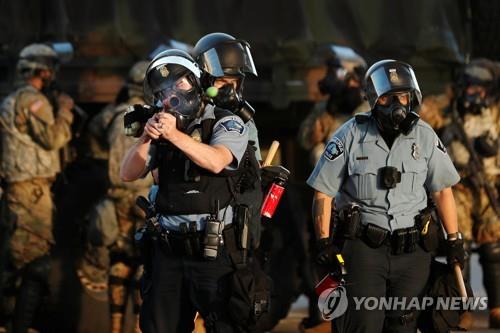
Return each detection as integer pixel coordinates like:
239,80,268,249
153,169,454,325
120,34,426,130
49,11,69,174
154,224,236,259
361,223,420,255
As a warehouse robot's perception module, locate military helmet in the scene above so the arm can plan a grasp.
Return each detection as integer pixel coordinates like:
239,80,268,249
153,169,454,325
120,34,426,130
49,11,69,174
193,32,257,78
127,60,149,98
364,59,422,110
17,43,59,73
128,60,149,84
460,59,496,90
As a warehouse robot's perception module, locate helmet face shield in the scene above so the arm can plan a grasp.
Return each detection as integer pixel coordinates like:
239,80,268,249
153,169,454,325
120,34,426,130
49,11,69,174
365,61,422,109
197,40,257,78
143,50,203,130
144,54,201,105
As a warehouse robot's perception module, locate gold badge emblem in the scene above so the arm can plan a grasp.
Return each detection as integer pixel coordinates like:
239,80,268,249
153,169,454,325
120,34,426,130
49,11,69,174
389,68,399,83
159,65,169,78
411,143,420,160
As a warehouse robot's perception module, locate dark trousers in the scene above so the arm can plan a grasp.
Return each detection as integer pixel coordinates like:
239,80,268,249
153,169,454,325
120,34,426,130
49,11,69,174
139,243,235,333
333,238,432,333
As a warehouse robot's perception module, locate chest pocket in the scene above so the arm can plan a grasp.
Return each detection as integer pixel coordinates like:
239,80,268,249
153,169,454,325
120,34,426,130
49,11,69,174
348,161,378,200
401,160,427,193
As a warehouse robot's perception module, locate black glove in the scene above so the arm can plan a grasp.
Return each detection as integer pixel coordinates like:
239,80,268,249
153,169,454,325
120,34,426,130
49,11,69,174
446,237,466,269
260,165,290,190
315,238,343,275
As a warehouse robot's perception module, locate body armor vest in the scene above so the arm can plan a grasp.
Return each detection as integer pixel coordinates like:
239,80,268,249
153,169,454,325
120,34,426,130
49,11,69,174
0,86,60,182
155,108,240,215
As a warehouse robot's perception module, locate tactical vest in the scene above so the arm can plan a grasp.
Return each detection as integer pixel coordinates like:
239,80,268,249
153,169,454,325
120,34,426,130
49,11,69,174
0,86,60,182
155,108,243,215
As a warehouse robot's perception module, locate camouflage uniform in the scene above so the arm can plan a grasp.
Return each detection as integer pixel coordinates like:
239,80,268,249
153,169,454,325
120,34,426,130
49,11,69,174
421,82,500,328
421,95,499,243
0,81,73,330
78,59,152,333
298,101,369,166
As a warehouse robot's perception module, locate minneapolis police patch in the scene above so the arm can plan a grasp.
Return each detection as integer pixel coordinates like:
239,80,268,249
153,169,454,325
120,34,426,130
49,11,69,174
219,119,245,134
324,137,344,161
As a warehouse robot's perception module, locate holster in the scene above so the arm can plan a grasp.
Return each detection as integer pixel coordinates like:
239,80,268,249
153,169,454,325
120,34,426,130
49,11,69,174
364,223,389,248
415,207,441,254
336,204,362,240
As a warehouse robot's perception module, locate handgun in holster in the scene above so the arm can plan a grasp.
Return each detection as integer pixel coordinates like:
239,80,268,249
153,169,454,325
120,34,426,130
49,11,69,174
337,203,362,240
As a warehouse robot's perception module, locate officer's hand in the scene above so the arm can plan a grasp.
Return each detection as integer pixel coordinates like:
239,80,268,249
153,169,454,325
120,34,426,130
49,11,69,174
143,117,162,141
57,93,74,111
446,238,466,269
316,238,342,274
156,112,178,141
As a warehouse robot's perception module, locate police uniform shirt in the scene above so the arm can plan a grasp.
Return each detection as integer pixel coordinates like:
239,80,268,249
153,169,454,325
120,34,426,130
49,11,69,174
307,112,460,232
152,104,249,231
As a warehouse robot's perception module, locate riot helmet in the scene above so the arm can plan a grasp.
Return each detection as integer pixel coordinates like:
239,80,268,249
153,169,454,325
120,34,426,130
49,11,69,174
17,43,59,83
193,32,257,79
364,60,422,135
144,49,203,131
456,59,496,115
318,50,366,115
193,33,257,116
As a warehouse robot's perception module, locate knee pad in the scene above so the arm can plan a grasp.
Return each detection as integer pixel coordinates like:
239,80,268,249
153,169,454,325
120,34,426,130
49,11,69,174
479,242,500,308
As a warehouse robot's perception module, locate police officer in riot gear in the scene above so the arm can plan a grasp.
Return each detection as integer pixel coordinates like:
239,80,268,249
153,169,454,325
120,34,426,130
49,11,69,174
308,60,464,333
121,49,250,333
193,32,261,160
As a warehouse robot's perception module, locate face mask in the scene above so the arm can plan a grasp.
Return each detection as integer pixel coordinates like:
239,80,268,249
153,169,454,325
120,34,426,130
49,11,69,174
154,86,201,131
457,92,487,115
212,84,242,111
374,102,408,135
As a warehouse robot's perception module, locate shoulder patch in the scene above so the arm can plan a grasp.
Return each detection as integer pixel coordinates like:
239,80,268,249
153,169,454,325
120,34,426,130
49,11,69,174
436,138,447,154
29,100,44,113
218,118,245,134
324,137,344,161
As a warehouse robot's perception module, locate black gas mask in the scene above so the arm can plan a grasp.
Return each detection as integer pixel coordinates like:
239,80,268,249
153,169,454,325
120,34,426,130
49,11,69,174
210,80,255,123
213,83,242,111
148,63,202,132
457,90,488,115
154,85,202,131
319,66,363,115
373,93,419,136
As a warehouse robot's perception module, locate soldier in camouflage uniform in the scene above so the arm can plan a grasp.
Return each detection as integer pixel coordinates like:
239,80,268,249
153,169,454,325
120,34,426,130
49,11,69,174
421,59,500,328
0,43,74,332
298,55,369,166
78,61,153,333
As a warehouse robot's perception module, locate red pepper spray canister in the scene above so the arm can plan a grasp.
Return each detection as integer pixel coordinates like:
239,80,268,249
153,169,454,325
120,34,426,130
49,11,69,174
315,254,347,296
260,165,290,218
261,177,286,218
